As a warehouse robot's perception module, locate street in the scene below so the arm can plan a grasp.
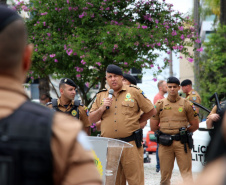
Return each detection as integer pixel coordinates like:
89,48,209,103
144,153,200,185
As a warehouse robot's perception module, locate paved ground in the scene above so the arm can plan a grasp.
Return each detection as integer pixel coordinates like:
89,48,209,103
144,153,200,185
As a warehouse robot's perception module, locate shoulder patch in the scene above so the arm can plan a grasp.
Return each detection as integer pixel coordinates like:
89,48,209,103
97,88,107,94
84,106,89,116
192,91,196,95
129,84,140,90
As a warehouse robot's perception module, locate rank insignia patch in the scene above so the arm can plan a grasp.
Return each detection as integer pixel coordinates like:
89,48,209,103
71,110,77,117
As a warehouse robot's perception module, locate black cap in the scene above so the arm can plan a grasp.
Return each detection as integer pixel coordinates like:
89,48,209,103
106,64,123,76
167,77,180,85
60,78,77,88
181,79,192,86
123,74,137,85
0,5,22,33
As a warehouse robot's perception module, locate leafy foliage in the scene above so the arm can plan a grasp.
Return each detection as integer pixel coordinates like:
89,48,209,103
14,0,200,105
199,25,226,108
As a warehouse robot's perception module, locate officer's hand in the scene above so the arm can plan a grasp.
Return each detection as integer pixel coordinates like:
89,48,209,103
209,113,220,122
206,113,220,129
103,97,113,109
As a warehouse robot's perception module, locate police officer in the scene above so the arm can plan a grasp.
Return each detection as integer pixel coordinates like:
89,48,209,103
122,73,137,86
0,6,101,185
47,78,91,135
151,77,199,185
39,93,52,105
89,64,156,185
181,79,201,113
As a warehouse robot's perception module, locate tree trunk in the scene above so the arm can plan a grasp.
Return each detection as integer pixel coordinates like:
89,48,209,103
0,0,7,4
220,0,226,25
39,77,50,100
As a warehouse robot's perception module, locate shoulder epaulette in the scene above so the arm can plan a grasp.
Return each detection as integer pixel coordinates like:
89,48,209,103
97,88,107,94
129,84,140,90
78,101,84,106
46,102,52,106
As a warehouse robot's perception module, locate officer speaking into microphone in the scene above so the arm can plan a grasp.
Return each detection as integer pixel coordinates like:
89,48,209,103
151,77,199,185
89,64,156,185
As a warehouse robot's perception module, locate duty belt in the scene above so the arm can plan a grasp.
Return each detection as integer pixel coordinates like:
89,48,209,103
118,134,135,142
171,134,180,141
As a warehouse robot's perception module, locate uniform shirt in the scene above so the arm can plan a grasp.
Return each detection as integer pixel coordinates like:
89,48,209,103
186,89,201,104
47,99,91,128
0,76,101,185
90,85,154,138
152,96,199,135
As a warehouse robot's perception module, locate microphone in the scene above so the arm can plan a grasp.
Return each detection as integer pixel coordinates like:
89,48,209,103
106,89,114,109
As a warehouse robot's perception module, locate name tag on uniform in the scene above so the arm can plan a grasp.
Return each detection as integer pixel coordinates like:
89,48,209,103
164,107,171,110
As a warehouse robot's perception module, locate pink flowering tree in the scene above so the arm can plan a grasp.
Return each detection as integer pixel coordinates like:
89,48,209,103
14,0,201,105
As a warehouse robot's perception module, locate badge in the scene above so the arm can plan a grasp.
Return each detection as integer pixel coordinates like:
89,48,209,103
192,96,197,101
71,110,77,116
64,79,67,82
178,107,183,112
126,93,131,99
192,91,196,95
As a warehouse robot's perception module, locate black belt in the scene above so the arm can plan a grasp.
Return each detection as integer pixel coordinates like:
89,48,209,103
118,134,135,142
171,134,180,141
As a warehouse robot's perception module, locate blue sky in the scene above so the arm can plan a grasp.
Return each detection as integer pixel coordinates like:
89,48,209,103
137,0,193,102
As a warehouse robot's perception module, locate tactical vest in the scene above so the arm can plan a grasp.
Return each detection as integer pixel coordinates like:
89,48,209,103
0,101,53,185
159,98,189,135
51,99,80,119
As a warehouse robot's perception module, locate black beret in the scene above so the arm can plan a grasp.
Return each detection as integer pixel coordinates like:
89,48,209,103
0,5,22,32
60,78,77,88
106,64,123,76
167,77,180,85
123,74,137,85
181,79,192,86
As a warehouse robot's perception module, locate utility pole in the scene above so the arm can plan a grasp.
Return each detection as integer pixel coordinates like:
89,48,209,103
169,50,173,76
194,0,200,91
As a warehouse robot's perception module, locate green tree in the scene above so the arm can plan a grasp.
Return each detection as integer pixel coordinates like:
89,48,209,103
15,0,200,105
199,25,226,108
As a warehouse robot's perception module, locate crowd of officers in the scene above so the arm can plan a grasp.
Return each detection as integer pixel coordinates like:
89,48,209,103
1,4,224,185
41,66,202,185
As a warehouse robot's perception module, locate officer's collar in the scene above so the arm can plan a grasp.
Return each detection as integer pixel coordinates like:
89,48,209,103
109,85,126,95
0,76,29,99
58,97,73,106
167,94,181,103
188,89,194,95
